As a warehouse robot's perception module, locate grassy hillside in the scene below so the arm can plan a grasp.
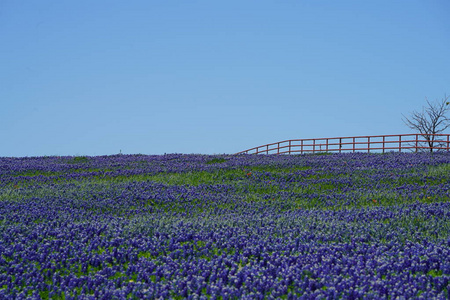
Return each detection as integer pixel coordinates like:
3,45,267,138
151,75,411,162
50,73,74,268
1,152,449,299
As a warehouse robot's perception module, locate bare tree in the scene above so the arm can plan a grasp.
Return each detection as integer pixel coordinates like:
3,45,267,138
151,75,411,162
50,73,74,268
402,95,450,152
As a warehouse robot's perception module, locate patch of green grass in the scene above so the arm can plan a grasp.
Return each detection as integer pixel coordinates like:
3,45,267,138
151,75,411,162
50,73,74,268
427,269,443,277
68,156,90,164
197,240,207,248
2,255,13,262
10,168,115,180
427,163,450,177
244,165,311,173
40,290,67,300
93,246,109,255
11,170,58,177
74,263,103,277
5,164,314,192
109,271,126,280
206,158,228,164
137,251,153,259
312,152,333,156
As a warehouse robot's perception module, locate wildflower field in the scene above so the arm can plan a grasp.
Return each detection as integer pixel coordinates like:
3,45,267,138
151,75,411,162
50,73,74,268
1,152,450,299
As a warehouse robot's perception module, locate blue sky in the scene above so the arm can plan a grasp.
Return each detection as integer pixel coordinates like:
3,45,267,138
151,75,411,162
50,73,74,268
1,1,449,157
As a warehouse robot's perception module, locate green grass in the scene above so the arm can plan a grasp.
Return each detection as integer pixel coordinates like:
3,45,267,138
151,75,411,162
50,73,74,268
2,160,449,215
4,165,312,191
67,156,90,164
427,163,450,177
206,158,228,164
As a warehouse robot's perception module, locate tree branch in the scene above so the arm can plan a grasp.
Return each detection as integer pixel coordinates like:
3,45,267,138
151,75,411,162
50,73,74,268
402,95,450,152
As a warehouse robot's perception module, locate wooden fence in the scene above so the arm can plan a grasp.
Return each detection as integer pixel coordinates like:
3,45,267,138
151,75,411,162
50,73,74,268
235,133,450,155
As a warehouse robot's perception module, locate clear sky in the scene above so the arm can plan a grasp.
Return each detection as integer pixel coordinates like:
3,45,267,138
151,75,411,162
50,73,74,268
1,1,449,157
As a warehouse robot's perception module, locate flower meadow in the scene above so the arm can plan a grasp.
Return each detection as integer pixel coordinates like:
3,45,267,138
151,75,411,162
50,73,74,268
1,152,450,300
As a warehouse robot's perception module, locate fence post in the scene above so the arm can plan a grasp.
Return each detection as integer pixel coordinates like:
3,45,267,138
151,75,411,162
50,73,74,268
266,145,269,154
326,138,329,152
448,135,449,152
353,137,355,153
368,137,370,153
313,139,315,154
382,136,385,154
339,138,342,153
415,134,418,153
399,135,402,152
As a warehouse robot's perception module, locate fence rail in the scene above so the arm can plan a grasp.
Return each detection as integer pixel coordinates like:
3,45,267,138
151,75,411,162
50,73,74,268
235,133,450,155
